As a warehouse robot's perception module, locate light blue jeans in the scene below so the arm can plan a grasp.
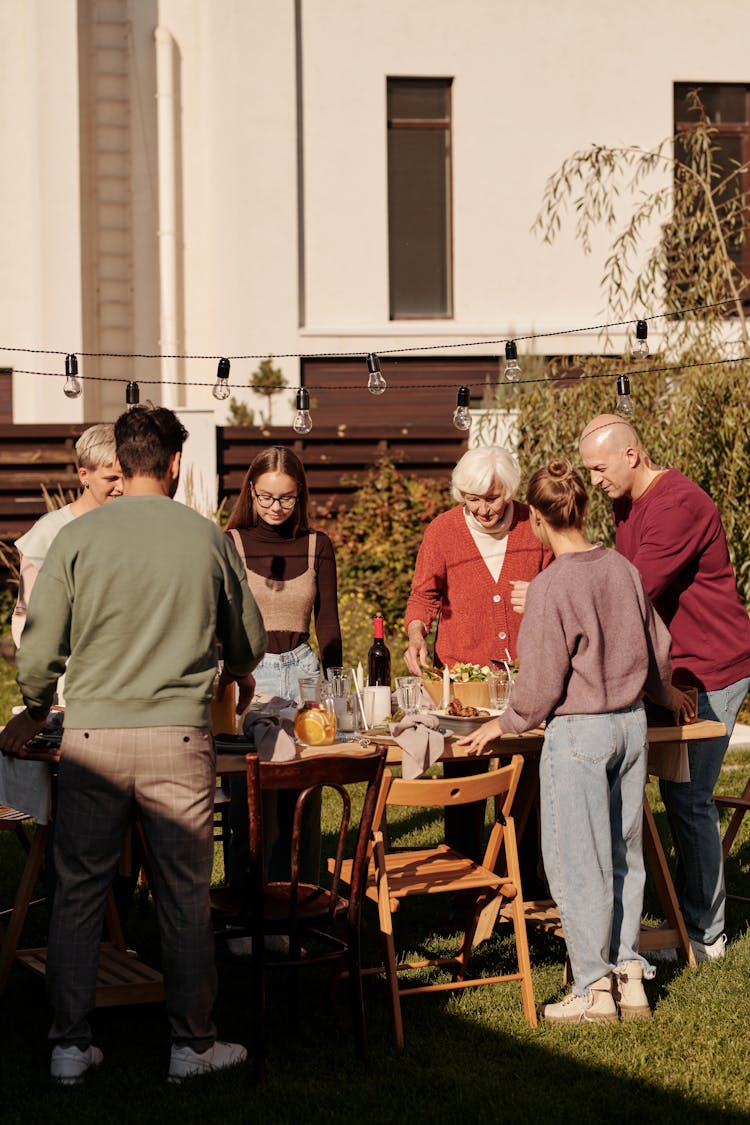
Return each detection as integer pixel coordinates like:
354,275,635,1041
659,675,749,943
229,644,323,887
540,705,649,995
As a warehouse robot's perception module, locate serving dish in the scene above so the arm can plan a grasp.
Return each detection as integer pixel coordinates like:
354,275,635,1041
425,707,504,734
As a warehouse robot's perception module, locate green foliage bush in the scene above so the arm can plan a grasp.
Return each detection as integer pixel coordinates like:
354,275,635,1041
323,456,453,673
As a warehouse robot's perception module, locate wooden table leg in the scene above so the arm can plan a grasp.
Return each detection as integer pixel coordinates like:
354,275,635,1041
639,798,696,966
0,822,49,993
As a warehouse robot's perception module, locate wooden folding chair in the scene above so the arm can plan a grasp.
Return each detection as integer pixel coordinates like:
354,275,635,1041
212,746,387,1079
715,773,750,904
338,754,536,1048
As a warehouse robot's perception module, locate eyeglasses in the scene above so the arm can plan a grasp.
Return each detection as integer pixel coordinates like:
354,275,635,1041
253,490,299,510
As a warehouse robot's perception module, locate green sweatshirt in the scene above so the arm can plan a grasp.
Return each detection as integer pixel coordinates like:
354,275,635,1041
16,495,267,729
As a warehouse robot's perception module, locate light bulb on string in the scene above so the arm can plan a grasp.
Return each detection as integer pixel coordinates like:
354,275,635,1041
126,381,140,409
366,352,386,395
616,374,634,417
213,357,231,400
635,319,649,359
63,354,82,399
504,340,521,382
292,387,313,434
452,385,472,430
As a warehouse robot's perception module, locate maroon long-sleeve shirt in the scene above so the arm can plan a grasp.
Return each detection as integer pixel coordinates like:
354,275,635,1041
614,469,750,692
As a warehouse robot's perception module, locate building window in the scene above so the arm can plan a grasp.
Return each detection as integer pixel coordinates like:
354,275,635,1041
674,83,750,288
387,78,453,319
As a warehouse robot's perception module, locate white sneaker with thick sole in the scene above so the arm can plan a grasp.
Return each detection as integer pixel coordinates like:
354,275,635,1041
168,1040,247,1083
50,1044,104,1086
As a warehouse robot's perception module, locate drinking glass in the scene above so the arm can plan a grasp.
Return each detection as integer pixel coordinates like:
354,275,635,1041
395,675,421,715
487,669,511,711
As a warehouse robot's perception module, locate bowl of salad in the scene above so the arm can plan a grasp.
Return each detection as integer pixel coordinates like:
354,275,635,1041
422,662,493,709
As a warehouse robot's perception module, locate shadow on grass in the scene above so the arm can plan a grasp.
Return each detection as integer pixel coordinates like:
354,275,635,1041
1,915,748,1125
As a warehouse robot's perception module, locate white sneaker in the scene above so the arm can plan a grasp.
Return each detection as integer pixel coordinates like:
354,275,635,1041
649,931,727,964
226,933,294,956
50,1044,104,1085
691,933,727,962
168,1040,247,1083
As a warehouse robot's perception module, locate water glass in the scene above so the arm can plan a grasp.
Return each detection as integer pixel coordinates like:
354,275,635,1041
395,675,421,715
487,669,511,711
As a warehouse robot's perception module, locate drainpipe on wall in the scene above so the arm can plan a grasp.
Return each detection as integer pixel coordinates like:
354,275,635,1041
155,26,180,409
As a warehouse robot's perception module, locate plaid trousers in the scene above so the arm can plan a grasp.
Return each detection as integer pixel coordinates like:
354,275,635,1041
47,726,217,1051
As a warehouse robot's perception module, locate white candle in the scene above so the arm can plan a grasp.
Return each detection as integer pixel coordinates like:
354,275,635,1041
356,662,364,690
442,665,451,710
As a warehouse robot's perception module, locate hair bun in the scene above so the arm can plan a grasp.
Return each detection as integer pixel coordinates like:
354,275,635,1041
547,458,573,480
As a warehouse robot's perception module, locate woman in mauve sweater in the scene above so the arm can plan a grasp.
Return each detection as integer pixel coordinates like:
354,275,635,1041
224,446,342,906
460,460,676,1026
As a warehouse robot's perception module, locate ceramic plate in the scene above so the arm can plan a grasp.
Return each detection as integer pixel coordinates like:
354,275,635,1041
426,708,504,734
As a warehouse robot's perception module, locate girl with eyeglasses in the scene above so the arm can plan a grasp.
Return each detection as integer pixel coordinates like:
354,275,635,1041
224,446,342,910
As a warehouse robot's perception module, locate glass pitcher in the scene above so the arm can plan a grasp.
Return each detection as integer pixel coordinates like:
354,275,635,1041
293,676,337,746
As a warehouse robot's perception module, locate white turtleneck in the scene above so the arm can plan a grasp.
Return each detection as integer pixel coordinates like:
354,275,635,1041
463,501,515,582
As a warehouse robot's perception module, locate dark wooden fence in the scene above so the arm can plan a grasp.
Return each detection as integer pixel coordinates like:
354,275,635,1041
218,426,468,515
0,425,84,542
0,423,468,543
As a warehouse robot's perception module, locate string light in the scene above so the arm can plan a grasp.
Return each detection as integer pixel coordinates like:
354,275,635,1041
504,340,521,382
452,385,472,430
616,373,634,416
366,352,386,395
126,381,140,408
292,387,312,434
63,354,82,399
213,357,231,400
635,320,649,359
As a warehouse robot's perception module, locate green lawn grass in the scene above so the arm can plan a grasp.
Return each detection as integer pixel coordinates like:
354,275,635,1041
1,658,749,1123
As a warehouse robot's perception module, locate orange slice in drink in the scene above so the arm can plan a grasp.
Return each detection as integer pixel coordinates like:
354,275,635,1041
294,707,330,746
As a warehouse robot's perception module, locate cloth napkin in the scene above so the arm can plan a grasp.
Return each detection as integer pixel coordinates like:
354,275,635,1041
242,708,297,763
0,756,51,824
389,713,445,780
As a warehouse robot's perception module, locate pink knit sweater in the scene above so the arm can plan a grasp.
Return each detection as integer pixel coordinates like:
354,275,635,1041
498,546,673,734
404,503,550,667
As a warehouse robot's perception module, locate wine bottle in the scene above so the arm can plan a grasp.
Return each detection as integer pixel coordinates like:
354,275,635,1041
367,614,392,687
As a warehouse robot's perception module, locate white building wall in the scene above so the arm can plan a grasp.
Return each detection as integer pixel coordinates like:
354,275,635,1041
2,0,750,425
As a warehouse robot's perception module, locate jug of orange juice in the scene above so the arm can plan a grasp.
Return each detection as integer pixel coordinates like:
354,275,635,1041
293,676,336,746
211,673,238,735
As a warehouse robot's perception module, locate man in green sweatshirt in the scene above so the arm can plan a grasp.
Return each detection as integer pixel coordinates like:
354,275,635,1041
0,406,266,1085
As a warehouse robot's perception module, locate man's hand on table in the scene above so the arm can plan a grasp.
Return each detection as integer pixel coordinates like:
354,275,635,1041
0,709,47,756
455,716,504,755
669,685,698,724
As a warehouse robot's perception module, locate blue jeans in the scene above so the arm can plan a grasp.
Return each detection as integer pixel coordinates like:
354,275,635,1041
659,675,749,943
229,644,322,887
540,705,649,995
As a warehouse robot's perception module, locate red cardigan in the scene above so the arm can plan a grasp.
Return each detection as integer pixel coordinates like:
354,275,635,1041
404,502,550,668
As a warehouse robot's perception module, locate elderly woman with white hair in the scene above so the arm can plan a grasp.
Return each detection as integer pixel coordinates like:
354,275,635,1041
404,445,549,675
11,423,122,649
403,445,550,862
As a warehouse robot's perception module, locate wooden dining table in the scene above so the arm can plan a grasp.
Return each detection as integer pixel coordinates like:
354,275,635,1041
0,716,725,997
217,717,727,967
